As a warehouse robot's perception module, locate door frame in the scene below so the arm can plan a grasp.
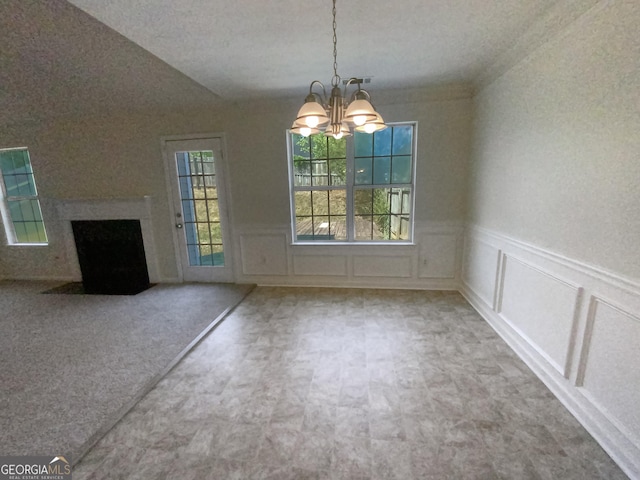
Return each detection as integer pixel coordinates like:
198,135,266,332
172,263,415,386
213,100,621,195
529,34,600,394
161,133,235,283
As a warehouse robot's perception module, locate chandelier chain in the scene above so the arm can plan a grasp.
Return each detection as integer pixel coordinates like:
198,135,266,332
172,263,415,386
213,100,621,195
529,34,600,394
331,0,339,86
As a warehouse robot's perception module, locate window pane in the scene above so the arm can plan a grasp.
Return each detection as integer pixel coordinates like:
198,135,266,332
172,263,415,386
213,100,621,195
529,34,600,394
197,223,211,244
292,134,311,160
1,149,30,175
2,173,18,196
313,215,330,237
374,214,391,240
354,189,373,215
392,156,412,183
202,150,214,163
13,222,28,243
355,132,373,157
24,221,40,243
328,159,346,186
311,160,329,186
312,191,328,215
19,199,37,221
329,215,347,240
208,199,220,221
194,200,209,222
373,156,391,184
372,189,391,214
16,174,36,196
327,136,346,159
355,215,374,240
374,128,392,156
210,222,222,243
295,191,312,216
294,159,311,186
8,200,23,221
211,245,225,266
34,222,47,242
199,245,213,265
392,125,413,155
390,188,412,240
310,135,327,159
296,217,313,239
328,190,346,215
355,157,372,185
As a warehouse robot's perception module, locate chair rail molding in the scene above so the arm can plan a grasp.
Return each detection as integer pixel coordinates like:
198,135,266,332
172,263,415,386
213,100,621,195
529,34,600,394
461,224,640,479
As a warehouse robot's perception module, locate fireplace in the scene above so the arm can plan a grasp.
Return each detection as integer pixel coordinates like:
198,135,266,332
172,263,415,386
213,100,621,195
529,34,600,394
71,219,150,295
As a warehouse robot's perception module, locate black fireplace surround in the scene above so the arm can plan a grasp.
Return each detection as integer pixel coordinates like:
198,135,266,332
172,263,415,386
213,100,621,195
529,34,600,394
71,219,150,295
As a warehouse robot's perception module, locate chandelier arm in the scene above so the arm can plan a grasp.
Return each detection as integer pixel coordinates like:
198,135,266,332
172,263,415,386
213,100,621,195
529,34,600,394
349,88,372,103
342,77,362,101
307,80,328,106
292,0,384,136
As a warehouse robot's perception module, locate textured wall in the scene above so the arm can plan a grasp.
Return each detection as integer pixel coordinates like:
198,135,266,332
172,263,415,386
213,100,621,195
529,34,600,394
468,1,640,279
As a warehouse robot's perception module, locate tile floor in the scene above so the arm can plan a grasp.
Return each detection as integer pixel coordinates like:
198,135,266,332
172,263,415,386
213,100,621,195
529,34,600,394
73,287,628,479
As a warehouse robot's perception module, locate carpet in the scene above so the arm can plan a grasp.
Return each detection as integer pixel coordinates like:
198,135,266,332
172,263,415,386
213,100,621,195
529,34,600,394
41,282,157,295
0,280,254,464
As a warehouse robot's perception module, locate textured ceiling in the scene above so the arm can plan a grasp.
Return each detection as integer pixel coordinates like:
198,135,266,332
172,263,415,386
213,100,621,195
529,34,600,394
1,0,560,125
64,0,558,99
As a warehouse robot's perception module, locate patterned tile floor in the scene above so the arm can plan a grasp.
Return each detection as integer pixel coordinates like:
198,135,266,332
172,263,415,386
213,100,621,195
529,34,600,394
73,287,628,479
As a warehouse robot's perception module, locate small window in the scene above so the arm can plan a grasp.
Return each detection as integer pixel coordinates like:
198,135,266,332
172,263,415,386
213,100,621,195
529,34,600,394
0,148,48,244
288,123,416,243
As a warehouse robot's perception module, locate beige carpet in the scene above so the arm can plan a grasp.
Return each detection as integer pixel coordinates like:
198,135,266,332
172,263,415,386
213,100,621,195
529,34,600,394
0,280,254,464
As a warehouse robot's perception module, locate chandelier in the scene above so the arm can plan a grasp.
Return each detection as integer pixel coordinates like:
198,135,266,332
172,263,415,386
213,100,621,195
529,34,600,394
291,0,386,139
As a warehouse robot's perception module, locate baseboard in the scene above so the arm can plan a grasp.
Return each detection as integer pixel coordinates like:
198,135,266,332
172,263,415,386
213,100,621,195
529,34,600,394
462,226,640,479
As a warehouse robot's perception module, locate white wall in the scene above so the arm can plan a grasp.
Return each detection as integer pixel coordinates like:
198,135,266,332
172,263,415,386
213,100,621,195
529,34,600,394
228,87,472,288
463,1,640,477
0,86,472,289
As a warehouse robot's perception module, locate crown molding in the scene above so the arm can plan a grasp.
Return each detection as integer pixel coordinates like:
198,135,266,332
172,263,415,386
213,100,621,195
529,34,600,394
474,0,603,91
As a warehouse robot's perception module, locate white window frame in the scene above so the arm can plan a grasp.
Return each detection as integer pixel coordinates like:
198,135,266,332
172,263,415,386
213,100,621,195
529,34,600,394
0,147,48,246
287,122,417,244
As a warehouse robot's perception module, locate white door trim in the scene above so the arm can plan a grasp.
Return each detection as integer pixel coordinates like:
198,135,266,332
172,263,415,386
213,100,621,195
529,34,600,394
161,133,235,283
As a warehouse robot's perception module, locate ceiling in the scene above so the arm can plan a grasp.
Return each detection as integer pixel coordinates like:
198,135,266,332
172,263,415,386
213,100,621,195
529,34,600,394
64,0,558,100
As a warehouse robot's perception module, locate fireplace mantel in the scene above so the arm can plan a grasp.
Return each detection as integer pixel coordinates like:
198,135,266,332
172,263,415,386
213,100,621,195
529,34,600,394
57,197,160,283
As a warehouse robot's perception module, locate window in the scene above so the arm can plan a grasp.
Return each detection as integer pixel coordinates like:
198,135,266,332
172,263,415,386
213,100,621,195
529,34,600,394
0,148,48,244
288,123,416,243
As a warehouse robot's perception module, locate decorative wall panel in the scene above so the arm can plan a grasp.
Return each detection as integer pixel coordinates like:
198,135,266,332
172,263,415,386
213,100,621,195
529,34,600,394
353,255,412,278
462,235,500,308
293,255,348,276
580,298,640,446
418,233,457,278
498,254,581,376
239,233,288,275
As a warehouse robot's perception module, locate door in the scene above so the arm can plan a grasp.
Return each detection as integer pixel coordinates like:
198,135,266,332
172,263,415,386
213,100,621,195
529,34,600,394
164,137,234,282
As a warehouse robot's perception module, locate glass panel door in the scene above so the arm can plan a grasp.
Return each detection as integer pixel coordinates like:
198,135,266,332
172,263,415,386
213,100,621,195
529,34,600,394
164,137,233,282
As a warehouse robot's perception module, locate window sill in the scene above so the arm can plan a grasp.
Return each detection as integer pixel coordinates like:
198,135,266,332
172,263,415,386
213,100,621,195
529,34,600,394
291,241,415,247
6,242,49,247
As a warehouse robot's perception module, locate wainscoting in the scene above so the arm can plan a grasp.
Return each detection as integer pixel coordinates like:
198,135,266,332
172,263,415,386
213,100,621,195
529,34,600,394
461,225,640,479
233,221,463,290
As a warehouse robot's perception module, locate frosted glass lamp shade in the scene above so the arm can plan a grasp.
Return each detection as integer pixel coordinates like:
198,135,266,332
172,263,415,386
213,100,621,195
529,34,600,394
294,99,329,129
291,122,321,137
355,112,387,133
344,98,377,125
324,122,352,139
